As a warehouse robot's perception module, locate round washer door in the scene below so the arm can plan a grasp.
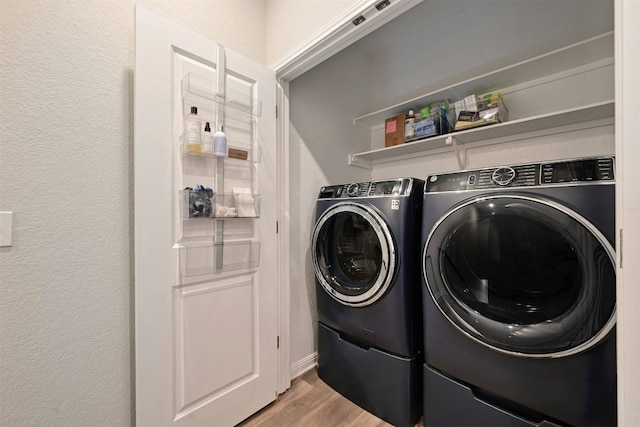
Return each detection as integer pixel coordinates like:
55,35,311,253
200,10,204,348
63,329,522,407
423,194,616,358
313,202,396,307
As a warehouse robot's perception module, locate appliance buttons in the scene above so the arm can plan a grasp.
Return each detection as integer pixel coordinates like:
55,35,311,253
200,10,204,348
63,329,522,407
491,167,517,186
347,183,360,196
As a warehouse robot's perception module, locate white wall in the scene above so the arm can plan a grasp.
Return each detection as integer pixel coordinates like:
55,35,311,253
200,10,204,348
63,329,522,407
0,1,266,426
355,0,614,112
288,49,372,368
266,0,360,66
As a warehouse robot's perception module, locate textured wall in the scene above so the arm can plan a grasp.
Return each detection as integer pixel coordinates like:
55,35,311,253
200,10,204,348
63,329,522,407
0,1,266,426
266,0,359,66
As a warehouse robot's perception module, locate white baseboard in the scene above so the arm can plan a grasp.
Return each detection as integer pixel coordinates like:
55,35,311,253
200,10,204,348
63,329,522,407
290,352,318,379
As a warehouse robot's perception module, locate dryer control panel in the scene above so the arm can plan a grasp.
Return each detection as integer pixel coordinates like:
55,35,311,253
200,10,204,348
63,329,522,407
318,178,413,199
425,157,614,193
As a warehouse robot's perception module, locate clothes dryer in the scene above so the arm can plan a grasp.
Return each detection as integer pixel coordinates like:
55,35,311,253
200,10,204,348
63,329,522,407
313,178,423,427
421,157,616,426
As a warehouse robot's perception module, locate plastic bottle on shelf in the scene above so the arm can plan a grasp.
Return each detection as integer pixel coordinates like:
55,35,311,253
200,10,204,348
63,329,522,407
213,126,227,157
203,122,214,154
185,106,203,154
437,102,452,134
404,109,415,142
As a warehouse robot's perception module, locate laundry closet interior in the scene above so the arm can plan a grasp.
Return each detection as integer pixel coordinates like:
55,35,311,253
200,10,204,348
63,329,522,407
285,0,615,425
288,0,613,356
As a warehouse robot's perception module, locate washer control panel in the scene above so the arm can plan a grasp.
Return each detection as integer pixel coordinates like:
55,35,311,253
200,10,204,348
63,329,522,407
540,157,614,184
318,178,413,199
425,157,614,193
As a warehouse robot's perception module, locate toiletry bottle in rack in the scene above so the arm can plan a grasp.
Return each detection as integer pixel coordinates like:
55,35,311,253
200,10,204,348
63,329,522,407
213,126,227,157
203,122,214,155
185,106,203,154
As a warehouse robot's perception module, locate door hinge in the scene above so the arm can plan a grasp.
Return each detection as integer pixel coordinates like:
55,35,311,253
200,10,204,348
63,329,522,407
352,15,366,26
276,105,278,118
619,228,623,268
277,335,280,349
375,0,390,11
276,220,279,234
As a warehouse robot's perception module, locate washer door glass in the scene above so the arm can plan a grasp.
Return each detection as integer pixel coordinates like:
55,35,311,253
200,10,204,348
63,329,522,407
423,195,616,357
313,203,395,307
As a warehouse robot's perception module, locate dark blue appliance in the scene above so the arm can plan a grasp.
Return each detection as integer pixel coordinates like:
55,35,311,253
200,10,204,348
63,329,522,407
313,178,424,427
421,157,616,426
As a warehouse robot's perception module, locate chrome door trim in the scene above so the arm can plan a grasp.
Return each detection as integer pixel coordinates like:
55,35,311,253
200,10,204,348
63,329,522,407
423,193,616,358
313,202,396,307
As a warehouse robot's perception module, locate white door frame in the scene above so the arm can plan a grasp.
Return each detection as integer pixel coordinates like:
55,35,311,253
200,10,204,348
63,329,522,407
271,0,422,81
614,0,640,424
276,79,291,393
273,0,423,391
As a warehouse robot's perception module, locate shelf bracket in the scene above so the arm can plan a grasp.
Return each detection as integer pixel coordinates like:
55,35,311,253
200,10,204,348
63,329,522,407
446,135,467,170
348,154,372,170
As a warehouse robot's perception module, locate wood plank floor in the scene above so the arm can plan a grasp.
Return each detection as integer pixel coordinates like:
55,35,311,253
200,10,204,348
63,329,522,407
237,367,424,427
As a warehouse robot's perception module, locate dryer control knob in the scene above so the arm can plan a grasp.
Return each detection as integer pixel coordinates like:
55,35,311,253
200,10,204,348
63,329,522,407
491,167,516,186
347,183,360,196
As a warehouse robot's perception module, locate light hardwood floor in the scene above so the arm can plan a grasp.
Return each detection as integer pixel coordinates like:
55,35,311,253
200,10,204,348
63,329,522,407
237,368,424,427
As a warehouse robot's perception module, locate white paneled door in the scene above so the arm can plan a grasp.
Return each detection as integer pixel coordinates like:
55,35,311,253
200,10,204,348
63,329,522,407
134,7,278,427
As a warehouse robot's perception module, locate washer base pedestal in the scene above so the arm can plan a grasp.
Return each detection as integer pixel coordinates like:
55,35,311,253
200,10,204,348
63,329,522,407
318,322,422,427
423,364,561,427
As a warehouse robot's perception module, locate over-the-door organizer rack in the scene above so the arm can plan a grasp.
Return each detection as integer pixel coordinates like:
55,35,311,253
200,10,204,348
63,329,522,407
177,47,263,281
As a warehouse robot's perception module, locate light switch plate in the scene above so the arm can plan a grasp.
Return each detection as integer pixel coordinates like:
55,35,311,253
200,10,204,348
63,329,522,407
0,212,13,247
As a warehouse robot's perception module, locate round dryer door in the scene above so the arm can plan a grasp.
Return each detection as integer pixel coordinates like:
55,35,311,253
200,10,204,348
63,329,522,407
423,194,616,357
313,202,396,307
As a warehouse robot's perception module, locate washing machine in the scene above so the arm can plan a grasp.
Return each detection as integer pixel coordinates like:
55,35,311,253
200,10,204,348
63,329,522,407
420,157,616,427
312,177,424,427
